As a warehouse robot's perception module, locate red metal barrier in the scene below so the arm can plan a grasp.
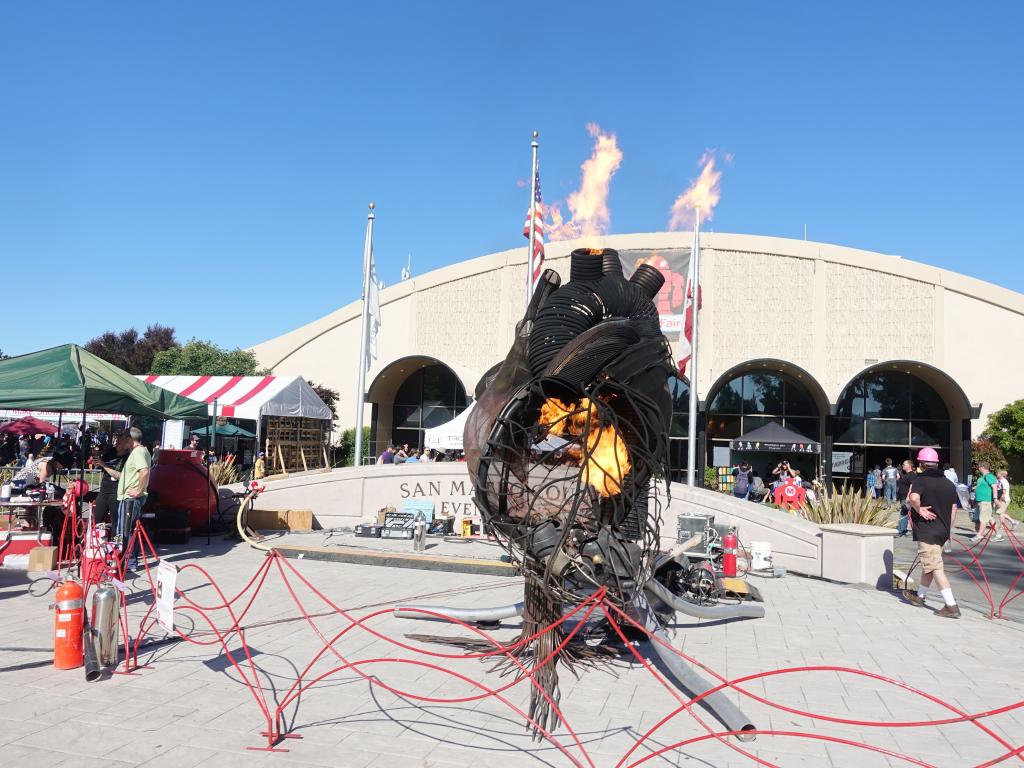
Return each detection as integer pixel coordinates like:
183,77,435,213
104,520,1024,767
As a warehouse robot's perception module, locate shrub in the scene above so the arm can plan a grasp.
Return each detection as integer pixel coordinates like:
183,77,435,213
703,465,719,491
971,438,1008,473
801,482,893,527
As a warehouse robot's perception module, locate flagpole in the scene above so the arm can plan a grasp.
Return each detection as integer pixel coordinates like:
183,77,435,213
354,202,375,467
526,130,539,308
686,207,701,487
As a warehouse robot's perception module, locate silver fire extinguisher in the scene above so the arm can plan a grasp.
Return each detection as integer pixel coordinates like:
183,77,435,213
91,582,120,668
413,514,427,552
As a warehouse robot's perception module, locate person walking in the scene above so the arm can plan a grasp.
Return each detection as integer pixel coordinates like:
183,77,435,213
115,427,152,572
902,447,961,618
896,458,915,537
994,469,1017,539
253,451,267,480
881,458,900,505
971,461,999,543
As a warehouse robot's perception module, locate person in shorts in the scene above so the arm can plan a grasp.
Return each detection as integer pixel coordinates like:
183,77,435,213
903,447,960,618
994,469,1017,539
116,427,152,572
971,461,999,543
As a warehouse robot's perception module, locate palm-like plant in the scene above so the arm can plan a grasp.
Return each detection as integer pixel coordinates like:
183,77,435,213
801,482,895,527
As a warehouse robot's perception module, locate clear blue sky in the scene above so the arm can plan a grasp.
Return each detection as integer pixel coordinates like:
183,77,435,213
2,2,1021,358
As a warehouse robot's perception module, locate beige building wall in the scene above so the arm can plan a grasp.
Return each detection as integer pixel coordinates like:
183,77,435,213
252,232,1024,442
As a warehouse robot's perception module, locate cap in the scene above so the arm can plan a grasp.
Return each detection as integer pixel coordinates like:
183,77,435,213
258,451,265,457
916,447,940,463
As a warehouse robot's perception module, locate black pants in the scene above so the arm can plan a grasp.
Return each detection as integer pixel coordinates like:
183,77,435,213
93,490,118,526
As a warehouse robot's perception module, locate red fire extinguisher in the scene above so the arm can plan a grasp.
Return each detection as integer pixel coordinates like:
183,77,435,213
722,528,738,578
54,580,85,669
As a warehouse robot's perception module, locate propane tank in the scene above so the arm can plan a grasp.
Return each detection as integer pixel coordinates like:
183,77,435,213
722,528,738,578
54,580,85,670
91,582,120,668
413,515,427,552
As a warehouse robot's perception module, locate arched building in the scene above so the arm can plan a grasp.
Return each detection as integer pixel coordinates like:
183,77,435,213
252,232,1023,484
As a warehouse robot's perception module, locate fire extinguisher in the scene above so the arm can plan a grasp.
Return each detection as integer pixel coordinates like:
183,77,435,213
722,528,738,578
54,580,85,670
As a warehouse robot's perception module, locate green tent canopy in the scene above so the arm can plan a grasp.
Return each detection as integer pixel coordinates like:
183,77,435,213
191,423,257,438
0,344,208,420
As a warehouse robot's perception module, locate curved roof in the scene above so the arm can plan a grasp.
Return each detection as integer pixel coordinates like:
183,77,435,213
253,231,1024,369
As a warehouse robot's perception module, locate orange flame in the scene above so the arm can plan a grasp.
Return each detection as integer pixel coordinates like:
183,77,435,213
668,151,725,230
539,397,631,497
546,123,623,241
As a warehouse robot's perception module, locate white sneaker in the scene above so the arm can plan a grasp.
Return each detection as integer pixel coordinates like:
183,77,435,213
994,534,1005,542
969,535,982,543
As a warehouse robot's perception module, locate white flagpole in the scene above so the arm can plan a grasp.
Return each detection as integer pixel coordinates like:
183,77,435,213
354,202,375,467
526,130,539,307
686,207,701,487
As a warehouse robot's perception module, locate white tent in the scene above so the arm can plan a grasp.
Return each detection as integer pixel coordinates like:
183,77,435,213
136,375,331,421
424,403,475,450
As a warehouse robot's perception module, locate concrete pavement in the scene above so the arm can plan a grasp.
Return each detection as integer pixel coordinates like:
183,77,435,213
0,534,1022,767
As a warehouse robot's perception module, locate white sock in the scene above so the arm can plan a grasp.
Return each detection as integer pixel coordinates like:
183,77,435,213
917,586,928,599
940,588,956,606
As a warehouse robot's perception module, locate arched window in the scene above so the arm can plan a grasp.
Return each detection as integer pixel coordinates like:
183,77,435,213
668,375,690,481
705,371,822,476
391,364,468,449
833,371,950,484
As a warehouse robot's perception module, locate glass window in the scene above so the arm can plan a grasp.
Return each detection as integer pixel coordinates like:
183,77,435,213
864,373,910,418
835,379,864,418
708,377,743,414
911,421,949,447
384,364,467,448
742,415,783,433
866,419,910,445
784,382,817,416
785,417,820,441
833,417,864,444
744,374,784,415
706,415,741,439
911,383,948,421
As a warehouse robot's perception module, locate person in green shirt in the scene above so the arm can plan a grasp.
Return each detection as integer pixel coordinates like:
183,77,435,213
115,427,152,571
971,461,998,543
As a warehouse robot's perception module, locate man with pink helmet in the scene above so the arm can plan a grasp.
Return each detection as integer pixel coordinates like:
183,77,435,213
903,446,961,618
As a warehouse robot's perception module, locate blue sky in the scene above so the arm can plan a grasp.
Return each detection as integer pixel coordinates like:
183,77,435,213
2,2,1021,357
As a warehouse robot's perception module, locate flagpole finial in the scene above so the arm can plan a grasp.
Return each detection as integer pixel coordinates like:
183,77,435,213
368,202,375,210
532,130,539,139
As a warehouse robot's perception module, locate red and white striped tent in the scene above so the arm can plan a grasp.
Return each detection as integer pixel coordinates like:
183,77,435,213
136,375,331,422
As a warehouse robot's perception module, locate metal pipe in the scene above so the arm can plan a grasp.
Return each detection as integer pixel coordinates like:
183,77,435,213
354,203,375,467
526,131,539,307
393,602,524,623
686,208,701,486
644,577,765,621
647,626,757,741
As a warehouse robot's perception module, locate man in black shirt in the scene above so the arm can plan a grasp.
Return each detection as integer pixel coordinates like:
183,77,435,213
902,447,960,618
93,431,132,527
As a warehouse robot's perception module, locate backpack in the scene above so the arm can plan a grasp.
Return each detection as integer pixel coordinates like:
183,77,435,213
734,468,750,495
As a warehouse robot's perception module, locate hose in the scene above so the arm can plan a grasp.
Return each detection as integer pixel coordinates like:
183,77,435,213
236,490,271,552
647,627,757,741
643,577,766,621
393,602,524,623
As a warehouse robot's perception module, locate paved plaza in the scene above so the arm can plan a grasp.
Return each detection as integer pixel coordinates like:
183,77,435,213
1,535,1022,768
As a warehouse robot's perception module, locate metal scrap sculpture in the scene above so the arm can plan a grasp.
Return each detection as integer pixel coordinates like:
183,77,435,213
399,248,762,740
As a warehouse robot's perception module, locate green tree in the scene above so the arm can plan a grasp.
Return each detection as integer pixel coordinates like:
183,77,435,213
150,339,268,376
971,438,1008,473
84,324,178,374
336,426,371,467
307,381,339,425
984,399,1024,458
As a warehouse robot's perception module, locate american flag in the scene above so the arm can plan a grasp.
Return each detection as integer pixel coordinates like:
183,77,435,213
523,168,545,290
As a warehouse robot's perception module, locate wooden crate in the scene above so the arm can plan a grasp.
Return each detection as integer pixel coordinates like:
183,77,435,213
248,508,314,531
265,417,328,475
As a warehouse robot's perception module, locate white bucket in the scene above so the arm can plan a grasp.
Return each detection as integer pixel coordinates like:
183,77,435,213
750,541,773,570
